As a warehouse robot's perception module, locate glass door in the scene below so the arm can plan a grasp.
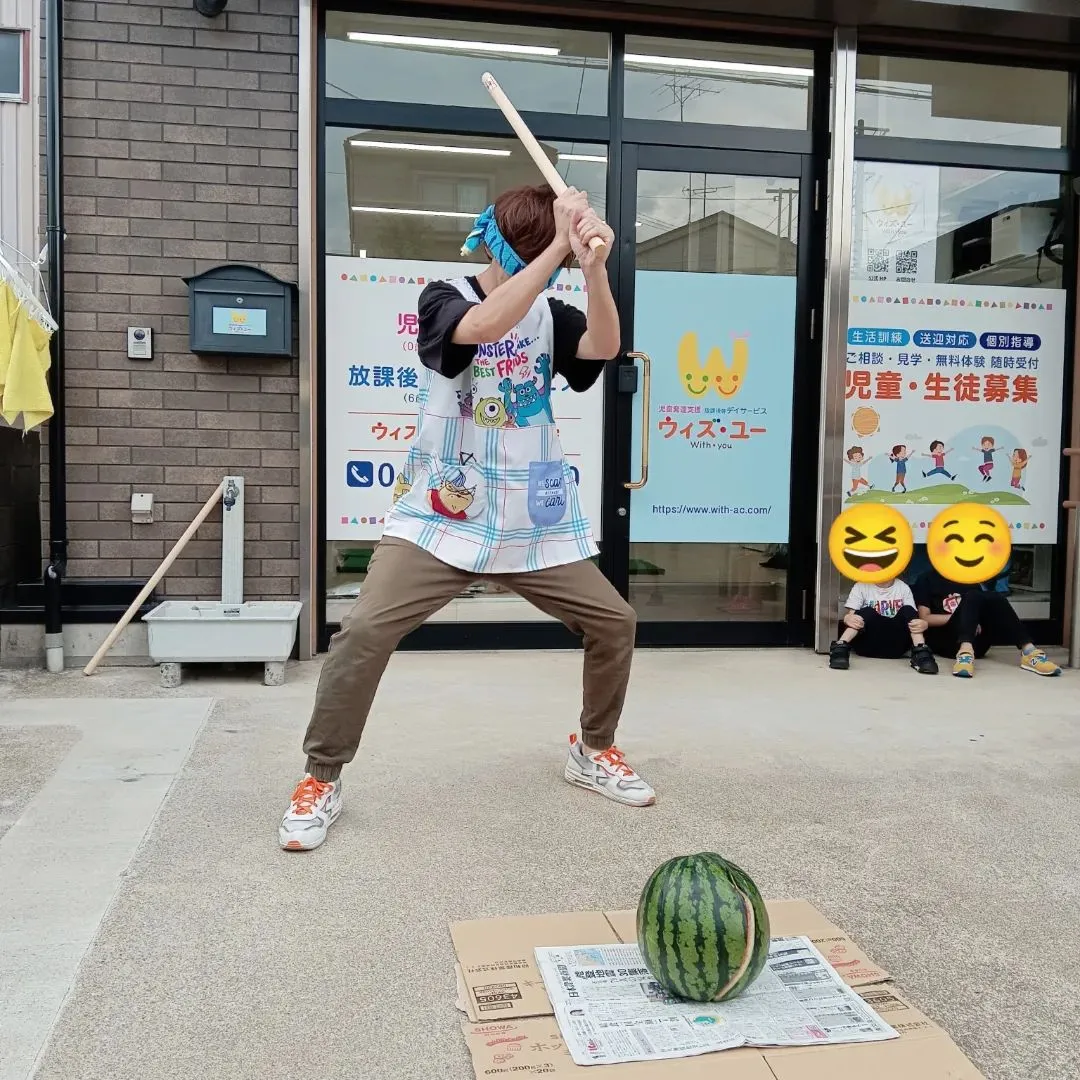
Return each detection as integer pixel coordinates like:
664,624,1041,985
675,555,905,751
609,146,819,644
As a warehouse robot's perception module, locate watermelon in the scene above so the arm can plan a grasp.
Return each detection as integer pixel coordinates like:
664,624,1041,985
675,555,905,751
636,852,770,1003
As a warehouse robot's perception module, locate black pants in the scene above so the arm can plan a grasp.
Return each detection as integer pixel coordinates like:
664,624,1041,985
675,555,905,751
924,590,1029,659
839,606,919,659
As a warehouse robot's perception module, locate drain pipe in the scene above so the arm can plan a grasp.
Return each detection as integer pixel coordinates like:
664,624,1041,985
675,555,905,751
43,0,66,673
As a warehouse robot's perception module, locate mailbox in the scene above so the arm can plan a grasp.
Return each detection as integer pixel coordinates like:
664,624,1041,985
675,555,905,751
184,264,297,358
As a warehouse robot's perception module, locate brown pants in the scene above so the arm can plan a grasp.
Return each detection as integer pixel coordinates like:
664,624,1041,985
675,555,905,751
303,537,637,780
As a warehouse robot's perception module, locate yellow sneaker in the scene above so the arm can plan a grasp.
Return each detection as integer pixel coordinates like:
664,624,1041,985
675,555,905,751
952,652,975,678
1020,648,1061,677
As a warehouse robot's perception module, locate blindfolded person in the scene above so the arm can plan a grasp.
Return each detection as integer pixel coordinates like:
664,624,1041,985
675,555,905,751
280,184,655,851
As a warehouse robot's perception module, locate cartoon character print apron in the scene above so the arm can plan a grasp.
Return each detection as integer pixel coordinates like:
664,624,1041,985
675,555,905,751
381,278,597,574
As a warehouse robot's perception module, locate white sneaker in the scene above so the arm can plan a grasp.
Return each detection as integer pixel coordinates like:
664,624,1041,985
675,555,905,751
564,734,656,807
279,775,342,851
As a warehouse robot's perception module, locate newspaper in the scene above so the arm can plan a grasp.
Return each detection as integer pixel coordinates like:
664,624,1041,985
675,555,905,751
535,936,898,1066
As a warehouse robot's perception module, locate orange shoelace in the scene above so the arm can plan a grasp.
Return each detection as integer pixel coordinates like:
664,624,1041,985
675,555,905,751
290,776,331,815
594,746,634,777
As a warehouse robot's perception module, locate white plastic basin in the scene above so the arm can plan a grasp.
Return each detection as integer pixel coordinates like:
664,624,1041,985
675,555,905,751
144,601,302,664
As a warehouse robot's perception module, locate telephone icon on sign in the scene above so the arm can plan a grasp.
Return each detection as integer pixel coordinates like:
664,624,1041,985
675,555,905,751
346,461,374,487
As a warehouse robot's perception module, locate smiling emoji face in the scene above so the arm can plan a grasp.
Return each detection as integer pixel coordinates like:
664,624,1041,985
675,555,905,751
678,332,711,397
927,503,1011,585
828,505,913,584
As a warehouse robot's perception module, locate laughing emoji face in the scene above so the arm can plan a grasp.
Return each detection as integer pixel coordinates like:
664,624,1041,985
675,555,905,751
926,503,1011,585
828,505,913,584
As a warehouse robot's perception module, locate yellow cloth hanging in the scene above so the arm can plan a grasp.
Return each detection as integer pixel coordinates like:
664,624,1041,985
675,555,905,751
0,280,54,431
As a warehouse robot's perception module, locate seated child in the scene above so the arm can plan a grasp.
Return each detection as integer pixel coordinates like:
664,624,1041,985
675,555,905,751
913,567,1060,678
830,576,938,674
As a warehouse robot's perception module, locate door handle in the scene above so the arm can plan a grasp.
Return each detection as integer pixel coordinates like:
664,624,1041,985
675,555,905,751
623,350,651,490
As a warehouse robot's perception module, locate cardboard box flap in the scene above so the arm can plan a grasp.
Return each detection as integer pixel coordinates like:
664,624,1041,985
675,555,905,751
760,901,889,986
763,1035,987,1080
462,1019,777,1079
452,911,618,1021
604,907,637,942
605,901,890,988
854,985,942,1042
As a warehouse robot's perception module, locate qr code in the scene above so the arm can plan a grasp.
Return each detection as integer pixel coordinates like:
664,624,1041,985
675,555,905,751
894,249,917,276
866,248,889,274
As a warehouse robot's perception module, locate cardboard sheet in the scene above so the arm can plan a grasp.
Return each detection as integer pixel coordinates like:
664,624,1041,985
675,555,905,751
452,900,986,1079
763,1036,988,1080
452,911,619,1023
461,1019,778,1078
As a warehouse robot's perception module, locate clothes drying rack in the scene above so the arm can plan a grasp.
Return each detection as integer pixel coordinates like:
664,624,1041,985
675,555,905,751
0,237,57,333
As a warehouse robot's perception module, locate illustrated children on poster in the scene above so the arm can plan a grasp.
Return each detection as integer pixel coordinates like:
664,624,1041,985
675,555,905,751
889,444,911,494
921,440,956,481
1010,448,1030,491
846,446,874,496
973,436,1004,483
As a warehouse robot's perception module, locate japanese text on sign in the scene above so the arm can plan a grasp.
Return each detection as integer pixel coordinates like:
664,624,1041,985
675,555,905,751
347,365,419,389
845,370,1038,404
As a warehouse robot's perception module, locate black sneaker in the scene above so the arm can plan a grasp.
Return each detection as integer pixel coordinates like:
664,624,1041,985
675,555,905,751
910,644,938,675
829,641,851,670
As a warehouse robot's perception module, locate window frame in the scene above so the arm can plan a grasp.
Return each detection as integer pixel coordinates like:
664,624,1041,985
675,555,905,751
315,5,1079,648
0,27,28,104
852,77,1078,638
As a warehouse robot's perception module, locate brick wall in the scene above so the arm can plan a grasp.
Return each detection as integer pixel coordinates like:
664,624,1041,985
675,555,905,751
48,0,300,601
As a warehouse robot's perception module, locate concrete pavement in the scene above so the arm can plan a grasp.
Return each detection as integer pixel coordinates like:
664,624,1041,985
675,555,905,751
1,649,1078,1080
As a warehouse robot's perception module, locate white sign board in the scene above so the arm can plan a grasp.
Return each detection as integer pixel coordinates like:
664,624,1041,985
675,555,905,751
843,280,1065,542
325,256,604,542
851,162,939,284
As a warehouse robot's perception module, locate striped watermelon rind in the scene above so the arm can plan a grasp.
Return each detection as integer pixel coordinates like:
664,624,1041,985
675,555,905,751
636,852,771,1003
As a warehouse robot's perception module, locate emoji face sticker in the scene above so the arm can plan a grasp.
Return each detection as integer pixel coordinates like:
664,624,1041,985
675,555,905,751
926,503,1011,585
828,504,913,584
678,332,710,398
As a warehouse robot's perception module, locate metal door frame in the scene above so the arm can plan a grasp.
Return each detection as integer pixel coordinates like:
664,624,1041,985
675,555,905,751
604,143,825,646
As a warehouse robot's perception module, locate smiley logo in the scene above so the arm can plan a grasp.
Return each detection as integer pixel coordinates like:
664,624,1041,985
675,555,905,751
710,336,748,398
828,504,913,584
926,503,1011,585
677,332,711,397
677,333,748,400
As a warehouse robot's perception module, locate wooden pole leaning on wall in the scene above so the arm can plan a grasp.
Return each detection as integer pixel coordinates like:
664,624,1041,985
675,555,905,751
83,480,227,676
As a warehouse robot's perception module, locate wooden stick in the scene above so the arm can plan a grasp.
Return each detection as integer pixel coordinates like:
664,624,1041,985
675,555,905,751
481,71,605,252
83,480,226,676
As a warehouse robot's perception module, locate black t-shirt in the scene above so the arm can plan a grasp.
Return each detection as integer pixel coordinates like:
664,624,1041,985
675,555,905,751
912,570,985,618
416,277,605,393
